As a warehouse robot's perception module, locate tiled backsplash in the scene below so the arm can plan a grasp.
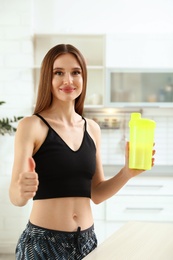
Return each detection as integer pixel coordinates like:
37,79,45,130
85,108,173,166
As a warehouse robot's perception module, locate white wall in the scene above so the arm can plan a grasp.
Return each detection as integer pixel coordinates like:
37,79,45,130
33,0,173,34
0,0,34,253
0,0,173,254
0,0,34,117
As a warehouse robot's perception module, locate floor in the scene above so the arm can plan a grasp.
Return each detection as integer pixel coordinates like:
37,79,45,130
0,255,15,260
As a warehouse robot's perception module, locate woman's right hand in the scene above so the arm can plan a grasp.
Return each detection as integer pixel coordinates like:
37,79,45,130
18,157,39,200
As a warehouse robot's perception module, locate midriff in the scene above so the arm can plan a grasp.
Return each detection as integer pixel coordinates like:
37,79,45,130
29,197,94,231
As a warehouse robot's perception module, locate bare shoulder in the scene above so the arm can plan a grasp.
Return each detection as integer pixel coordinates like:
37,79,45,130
18,115,37,125
16,115,48,154
86,118,100,131
16,115,48,142
85,118,101,143
17,115,41,133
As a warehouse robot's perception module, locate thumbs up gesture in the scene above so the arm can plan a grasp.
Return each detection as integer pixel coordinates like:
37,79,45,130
18,157,39,201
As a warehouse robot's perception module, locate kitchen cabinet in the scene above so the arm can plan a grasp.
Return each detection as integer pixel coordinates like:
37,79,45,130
106,177,173,222
105,33,173,107
91,176,173,241
106,69,173,107
106,33,173,68
106,196,173,222
33,33,173,108
33,34,105,107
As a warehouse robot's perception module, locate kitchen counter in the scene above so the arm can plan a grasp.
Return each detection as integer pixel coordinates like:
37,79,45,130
83,221,173,260
103,165,173,177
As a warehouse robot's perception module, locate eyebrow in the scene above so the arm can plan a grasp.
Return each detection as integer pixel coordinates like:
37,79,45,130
53,67,82,71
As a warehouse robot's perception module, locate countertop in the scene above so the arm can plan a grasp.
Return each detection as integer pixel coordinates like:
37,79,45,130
83,221,173,260
103,165,173,177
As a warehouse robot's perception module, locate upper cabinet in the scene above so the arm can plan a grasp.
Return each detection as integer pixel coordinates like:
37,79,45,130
33,34,105,107
106,69,173,107
105,34,173,107
33,33,173,108
106,33,173,68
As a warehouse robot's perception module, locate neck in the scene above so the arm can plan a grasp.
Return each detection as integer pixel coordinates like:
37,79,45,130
45,102,80,125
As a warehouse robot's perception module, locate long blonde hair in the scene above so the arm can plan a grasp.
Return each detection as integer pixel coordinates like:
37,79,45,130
34,44,87,116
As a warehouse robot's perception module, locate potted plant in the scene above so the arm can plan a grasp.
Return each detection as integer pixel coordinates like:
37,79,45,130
0,101,23,135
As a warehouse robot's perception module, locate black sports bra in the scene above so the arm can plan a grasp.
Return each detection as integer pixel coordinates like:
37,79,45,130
33,114,96,200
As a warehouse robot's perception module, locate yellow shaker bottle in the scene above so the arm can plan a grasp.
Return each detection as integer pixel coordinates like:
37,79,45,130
129,113,156,170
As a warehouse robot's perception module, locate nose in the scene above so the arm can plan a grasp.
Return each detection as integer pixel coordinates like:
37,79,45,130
63,73,72,84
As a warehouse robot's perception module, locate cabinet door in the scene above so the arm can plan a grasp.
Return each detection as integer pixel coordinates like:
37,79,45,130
117,177,173,196
91,201,106,220
106,196,173,222
106,34,173,107
106,34,173,68
85,68,104,106
106,69,173,107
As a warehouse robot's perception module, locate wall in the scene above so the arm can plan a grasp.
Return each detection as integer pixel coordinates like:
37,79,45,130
0,0,173,253
33,0,173,34
0,0,34,253
101,109,173,166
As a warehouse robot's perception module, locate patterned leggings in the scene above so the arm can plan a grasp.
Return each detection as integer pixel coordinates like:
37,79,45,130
15,221,97,260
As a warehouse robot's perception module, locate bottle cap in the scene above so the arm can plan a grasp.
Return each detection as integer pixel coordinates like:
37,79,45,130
130,113,141,120
129,113,156,128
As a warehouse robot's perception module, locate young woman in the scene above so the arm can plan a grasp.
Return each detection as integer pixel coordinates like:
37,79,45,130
9,44,155,260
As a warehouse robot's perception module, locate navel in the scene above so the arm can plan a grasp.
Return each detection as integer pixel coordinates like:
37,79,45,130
73,213,78,220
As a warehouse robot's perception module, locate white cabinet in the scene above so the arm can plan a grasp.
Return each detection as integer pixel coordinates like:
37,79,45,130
106,196,173,222
105,34,173,107
92,177,173,242
106,34,173,68
91,200,105,220
106,69,173,107
33,34,105,107
106,177,173,223
33,33,173,108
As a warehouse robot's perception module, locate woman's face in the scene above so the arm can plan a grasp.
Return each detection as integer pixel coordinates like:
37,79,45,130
51,53,83,103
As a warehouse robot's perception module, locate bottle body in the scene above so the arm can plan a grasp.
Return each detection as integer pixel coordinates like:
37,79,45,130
129,113,156,170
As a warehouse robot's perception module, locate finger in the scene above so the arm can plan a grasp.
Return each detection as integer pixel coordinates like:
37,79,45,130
19,183,38,197
25,178,39,185
152,157,155,166
152,149,156,156
23,191,37,199
125,141,129,159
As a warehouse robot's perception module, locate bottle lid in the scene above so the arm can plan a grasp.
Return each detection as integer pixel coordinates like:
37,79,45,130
129,112,156,128
130,113,141,120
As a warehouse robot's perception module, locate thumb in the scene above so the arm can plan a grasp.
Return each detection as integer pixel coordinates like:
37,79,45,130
28,157,36,172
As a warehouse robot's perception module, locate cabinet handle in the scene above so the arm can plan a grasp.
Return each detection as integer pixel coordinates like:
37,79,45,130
125,207,163,212
125,185,163,190
123,106,161,108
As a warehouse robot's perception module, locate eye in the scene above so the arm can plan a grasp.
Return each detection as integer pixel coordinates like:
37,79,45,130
72,70,81,76
53,70,64,76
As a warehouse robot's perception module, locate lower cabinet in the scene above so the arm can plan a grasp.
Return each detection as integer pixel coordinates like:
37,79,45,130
106,196,173,222
91,176,173,244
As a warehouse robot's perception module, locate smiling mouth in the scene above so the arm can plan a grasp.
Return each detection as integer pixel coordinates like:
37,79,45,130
60,87,75,93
